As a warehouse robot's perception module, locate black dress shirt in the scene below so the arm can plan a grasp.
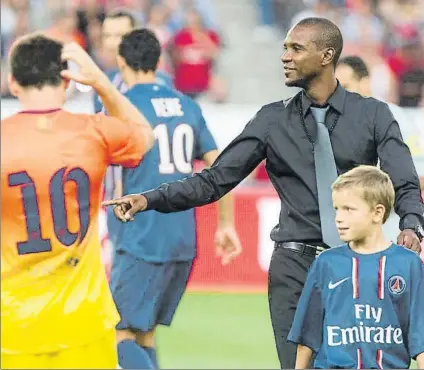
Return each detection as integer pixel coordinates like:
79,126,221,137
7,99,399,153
144,83,424,243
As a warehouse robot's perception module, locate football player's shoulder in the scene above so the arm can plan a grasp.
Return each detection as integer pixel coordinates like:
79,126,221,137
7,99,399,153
176,89,198,106
1,114,22,143
1,113,20,127
63,111,103,127
390,244,423,265
174,91,202,118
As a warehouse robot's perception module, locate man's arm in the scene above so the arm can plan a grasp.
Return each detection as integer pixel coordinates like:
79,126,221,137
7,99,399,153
61,43,154,151
103,109,269,219
92,76,154,151
376,103,424,250
142,112,267,212
203,149,234,227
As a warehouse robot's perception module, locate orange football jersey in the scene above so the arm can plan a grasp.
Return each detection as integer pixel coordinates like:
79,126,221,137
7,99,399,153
1,109,145,354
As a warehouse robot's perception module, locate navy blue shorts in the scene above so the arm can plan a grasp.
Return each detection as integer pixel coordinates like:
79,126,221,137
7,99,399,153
110,250,193,332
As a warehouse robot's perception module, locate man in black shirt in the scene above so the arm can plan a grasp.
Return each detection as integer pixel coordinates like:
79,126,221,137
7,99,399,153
104,18,424,368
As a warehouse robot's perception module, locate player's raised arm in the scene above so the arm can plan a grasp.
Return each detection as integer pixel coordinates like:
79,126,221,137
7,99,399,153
60,42,154,151
103,107,269,219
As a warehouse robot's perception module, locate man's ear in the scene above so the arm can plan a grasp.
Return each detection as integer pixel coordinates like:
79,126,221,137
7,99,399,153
322,47,336,67
359,76,370,97
8,74,20,97
63,78,70,90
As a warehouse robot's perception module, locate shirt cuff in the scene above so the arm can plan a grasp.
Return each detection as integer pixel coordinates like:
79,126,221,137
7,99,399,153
142,189,162,211
400,213,424,230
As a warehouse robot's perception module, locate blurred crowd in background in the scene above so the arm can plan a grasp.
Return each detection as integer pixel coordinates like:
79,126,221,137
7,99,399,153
1,0,225,100
257,0,424,107
1,0,424,106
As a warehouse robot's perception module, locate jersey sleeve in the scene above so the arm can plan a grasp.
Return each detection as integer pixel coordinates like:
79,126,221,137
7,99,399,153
156,70,174,88
288,259,324,353
408,257,424,359
193,103,218,159
92,114,146,167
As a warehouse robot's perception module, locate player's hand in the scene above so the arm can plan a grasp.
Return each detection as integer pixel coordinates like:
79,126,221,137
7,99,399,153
60,42,105,87
102,194,148,222
215,226,242,265
397,229,422,254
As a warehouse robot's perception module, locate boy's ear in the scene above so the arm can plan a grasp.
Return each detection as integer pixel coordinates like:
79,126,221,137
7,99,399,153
374,204,386,223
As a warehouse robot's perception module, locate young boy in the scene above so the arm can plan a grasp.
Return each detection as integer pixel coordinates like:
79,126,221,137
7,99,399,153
288,165,424,369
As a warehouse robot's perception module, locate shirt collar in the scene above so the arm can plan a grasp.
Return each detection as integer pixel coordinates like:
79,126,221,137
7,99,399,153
301,81,347,117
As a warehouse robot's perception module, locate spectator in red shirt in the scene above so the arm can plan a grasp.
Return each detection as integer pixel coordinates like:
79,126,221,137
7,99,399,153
170,7,222,100
386,25,424,107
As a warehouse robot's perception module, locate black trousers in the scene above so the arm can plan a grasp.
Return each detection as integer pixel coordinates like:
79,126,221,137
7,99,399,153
268,244,316,369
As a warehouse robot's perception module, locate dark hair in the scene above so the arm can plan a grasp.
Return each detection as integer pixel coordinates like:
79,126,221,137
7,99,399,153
105,8,136,28
10,35,67,89
296,17,344,66
118,28,161,73
338,56,369,79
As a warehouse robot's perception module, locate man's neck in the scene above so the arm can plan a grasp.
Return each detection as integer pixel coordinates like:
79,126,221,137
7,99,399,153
305,76,338,106
125,71,156,88
18,86,65,111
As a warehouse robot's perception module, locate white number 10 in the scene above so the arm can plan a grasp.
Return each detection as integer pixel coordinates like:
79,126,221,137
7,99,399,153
154,123,194,174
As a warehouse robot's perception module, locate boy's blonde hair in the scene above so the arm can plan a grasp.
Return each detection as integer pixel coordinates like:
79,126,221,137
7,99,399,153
332,165,395,223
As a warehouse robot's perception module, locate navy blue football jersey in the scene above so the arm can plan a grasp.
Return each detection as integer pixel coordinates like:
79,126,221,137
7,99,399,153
288,244,424,369
93,69,174,113
116,83,217,262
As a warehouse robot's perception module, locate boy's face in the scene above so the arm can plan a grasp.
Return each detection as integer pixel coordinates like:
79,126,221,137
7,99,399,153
332,188,385,243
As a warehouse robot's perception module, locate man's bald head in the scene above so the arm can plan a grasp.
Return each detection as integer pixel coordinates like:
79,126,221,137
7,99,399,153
294,17,344,67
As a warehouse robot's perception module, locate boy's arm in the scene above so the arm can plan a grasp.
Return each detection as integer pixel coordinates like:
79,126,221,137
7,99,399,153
417,352,424,369
295,345,314,369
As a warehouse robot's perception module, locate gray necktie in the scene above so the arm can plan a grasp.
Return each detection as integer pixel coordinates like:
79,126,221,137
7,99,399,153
310,106,342,247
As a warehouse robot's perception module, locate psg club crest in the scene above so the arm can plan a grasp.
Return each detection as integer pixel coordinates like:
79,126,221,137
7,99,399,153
387,275,406,295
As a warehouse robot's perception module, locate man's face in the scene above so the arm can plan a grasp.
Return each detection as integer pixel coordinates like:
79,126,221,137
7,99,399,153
281,25,325,88
102,17,133,55
336,64,362,94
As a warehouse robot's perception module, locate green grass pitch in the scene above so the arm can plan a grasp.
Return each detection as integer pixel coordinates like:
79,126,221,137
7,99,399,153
157,292,280,369
156,292,417,369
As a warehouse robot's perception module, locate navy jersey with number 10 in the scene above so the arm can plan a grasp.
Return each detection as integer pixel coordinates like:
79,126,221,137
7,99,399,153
116,83,217,262
288,244,424,369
